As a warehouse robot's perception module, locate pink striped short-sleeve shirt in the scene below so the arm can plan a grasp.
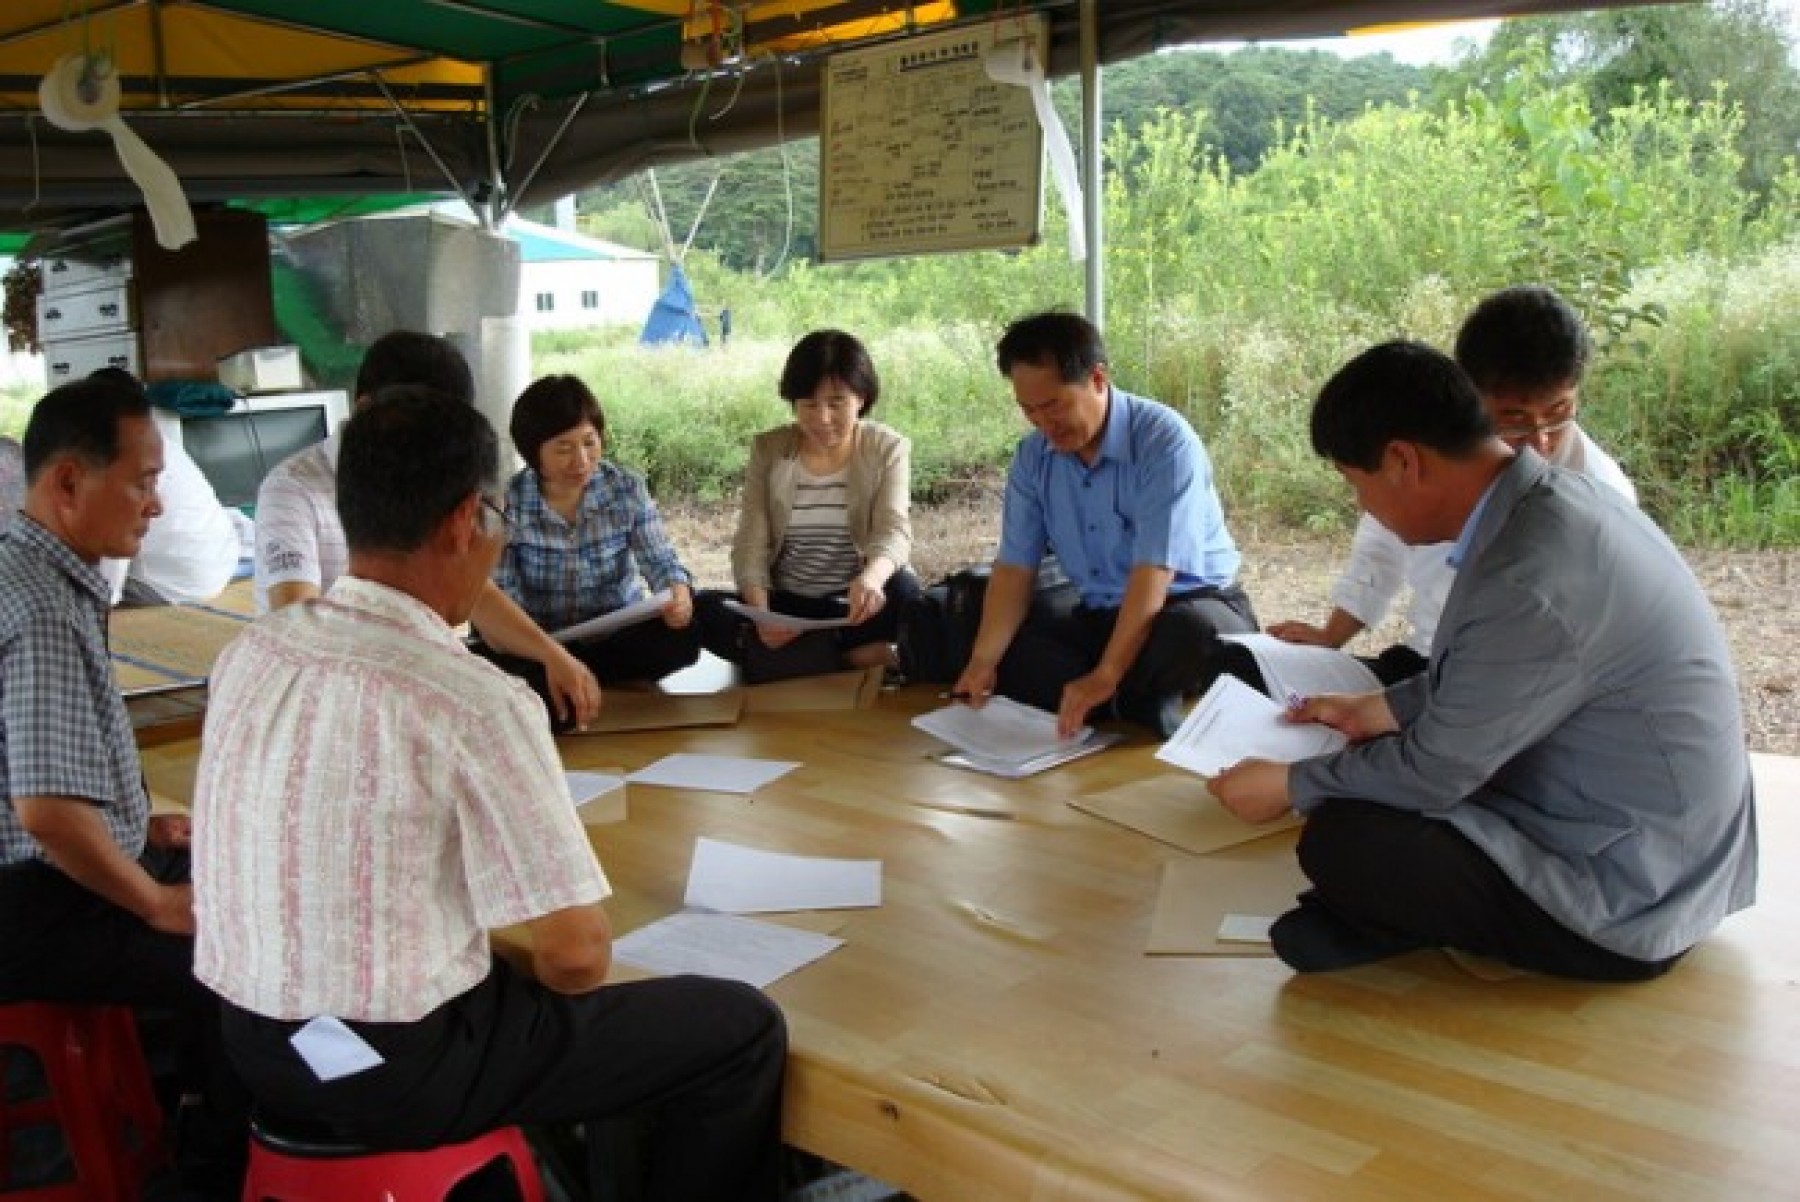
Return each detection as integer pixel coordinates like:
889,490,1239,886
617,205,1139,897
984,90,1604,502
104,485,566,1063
193,576,609,1023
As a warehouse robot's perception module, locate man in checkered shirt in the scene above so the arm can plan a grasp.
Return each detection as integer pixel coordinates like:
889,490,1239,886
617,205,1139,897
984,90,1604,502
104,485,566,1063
0,375,245,1194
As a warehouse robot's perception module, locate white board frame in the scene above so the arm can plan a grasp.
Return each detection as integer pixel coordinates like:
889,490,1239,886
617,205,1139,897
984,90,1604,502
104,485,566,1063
819,16,1049,262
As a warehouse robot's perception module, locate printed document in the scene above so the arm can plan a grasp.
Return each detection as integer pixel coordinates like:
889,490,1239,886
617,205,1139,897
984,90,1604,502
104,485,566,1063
615,911,843,988
913,696,1091,765
551,589,671,644
1219,632,1381,701
1157,674,1346,778
722,598,855,631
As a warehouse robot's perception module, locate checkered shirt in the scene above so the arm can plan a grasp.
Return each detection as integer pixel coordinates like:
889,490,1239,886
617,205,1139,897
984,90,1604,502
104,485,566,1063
493,461,692,632
0,516,149,865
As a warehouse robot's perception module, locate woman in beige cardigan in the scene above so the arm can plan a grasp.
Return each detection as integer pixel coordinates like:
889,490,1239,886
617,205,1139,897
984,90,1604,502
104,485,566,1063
697,330,918,681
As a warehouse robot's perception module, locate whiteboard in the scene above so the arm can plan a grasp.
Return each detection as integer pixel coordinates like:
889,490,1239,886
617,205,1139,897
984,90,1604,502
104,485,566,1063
819,18,1047,262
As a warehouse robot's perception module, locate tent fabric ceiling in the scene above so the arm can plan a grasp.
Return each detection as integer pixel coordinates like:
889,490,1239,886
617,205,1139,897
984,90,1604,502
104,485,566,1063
0,1,1682,241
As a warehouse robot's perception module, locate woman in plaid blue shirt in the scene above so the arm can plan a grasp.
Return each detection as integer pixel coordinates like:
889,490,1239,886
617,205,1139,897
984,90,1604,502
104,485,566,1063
482,375,700,722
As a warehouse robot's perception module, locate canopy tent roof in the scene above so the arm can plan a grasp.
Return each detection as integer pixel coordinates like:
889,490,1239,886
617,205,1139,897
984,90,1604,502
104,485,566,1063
0,1,1683,244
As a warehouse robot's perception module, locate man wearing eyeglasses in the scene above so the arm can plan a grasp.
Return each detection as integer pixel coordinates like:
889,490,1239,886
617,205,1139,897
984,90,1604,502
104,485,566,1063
1258,286,1635,685
195,386,786,1200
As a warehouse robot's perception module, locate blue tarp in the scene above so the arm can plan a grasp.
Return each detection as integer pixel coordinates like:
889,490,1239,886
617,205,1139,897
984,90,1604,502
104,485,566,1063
639,263,708,347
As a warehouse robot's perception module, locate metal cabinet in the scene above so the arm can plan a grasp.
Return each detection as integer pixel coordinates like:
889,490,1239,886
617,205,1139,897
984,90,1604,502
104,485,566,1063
38,209,275,388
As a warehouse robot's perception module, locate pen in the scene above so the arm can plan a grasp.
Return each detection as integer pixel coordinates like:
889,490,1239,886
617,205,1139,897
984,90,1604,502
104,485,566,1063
939,690,974,701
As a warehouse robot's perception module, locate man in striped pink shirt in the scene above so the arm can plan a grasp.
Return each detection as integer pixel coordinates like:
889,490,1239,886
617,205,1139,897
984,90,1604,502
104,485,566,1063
193,385,785,1200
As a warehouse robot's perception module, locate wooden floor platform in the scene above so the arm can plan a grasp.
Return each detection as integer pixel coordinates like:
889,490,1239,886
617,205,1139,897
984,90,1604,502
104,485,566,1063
138,672,1799,1201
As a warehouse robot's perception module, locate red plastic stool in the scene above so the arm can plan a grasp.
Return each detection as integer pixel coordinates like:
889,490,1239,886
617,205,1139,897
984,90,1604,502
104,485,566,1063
0,1001,168,1201
241,1118,546,1202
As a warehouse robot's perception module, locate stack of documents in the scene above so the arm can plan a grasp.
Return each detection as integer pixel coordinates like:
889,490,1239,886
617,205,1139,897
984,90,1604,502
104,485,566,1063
912,695,1119,778
1218,632,1380,701
1157,674,1346,777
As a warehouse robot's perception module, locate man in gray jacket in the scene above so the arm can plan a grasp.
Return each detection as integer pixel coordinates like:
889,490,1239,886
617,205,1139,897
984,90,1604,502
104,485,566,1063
1213,341,1757,979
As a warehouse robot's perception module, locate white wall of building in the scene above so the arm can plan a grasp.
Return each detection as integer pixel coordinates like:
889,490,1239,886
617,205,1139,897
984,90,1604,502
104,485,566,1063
520,255,660,331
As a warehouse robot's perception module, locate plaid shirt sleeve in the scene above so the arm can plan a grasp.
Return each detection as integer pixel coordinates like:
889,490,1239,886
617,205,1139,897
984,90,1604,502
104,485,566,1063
2,576,148,863
619,469,692,593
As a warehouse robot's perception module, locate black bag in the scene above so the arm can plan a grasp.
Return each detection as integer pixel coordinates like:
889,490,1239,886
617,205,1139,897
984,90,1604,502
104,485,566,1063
897,557,1073,684
894,569,985,684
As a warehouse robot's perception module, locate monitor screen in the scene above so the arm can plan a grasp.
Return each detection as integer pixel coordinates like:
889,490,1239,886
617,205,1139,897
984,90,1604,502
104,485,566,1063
181,407,327,510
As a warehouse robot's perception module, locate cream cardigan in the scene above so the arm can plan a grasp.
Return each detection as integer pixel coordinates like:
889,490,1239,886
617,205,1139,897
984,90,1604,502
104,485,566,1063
729,420,912,592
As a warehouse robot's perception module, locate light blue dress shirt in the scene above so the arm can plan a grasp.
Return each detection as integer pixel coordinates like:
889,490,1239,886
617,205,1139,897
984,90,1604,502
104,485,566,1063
995,387,1239,609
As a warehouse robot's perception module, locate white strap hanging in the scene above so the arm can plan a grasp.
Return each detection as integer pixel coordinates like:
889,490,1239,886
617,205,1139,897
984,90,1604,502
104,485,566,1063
39,53,197,251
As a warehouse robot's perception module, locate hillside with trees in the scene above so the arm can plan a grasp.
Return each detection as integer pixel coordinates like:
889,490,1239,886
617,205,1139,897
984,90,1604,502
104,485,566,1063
544,0,1800,547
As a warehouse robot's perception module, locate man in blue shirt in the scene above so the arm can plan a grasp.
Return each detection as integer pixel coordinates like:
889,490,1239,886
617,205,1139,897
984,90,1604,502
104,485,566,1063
951,312,1256,737
1213,342,1757,978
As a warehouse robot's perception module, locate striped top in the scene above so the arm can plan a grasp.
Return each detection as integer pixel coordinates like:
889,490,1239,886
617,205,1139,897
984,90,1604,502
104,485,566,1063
193,576,609,1022
772,466,861,597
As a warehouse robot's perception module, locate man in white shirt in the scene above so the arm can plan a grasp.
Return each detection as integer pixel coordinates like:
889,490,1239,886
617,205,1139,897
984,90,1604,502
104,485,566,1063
254,331,600,728
196,385,786,1200
1261,285,1637,684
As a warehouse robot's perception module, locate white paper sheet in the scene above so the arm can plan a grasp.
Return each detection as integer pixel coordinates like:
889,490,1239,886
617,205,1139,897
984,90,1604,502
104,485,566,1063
550,589,671,645
565,771,624,805
1219,632,1381,703
626,753,801,794
721,598,855,631
1156,674,1347,777
564,771,626,824
289,1015,384,1083
685,837,881,913
614,911,844,988
911,696,1090,766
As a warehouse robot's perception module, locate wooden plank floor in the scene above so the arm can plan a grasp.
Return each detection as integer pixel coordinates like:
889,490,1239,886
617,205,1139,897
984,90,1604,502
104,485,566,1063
560,693,1800,1201
140,673,1800,1200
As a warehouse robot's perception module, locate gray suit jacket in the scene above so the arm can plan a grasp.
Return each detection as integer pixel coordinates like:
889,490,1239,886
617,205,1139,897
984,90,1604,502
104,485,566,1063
1291,451,1757,960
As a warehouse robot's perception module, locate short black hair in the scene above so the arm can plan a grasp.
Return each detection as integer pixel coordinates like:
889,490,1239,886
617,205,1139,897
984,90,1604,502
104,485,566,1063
509,375,605,474
338,384,498,554
1453,285,1591,396
995,311,1108,382
779,330,880,415
354,331,475,404
1311,340,1493,472
22,375,153,483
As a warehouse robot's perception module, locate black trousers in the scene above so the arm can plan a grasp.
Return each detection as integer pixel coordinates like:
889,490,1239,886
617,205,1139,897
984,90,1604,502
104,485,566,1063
994,584,1258,729
219,959,787,1202
475,619,702,730
696,571,922,664
1295,799,1681,981
0,850,250,1182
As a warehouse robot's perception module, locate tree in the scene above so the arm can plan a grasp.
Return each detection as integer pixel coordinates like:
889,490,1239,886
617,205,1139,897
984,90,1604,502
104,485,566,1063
1436,0,1800,199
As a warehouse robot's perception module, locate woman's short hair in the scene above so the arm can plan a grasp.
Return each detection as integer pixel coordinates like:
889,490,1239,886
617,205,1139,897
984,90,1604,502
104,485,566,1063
509,375,606,473
779,330,880,414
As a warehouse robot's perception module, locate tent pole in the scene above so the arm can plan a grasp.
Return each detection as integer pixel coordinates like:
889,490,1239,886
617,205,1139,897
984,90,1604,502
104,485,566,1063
1079,0,1104,332
503,93,590,225
371,72,482,219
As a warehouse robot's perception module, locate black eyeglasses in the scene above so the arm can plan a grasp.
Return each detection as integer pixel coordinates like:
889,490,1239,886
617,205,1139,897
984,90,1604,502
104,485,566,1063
478,495,508,534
